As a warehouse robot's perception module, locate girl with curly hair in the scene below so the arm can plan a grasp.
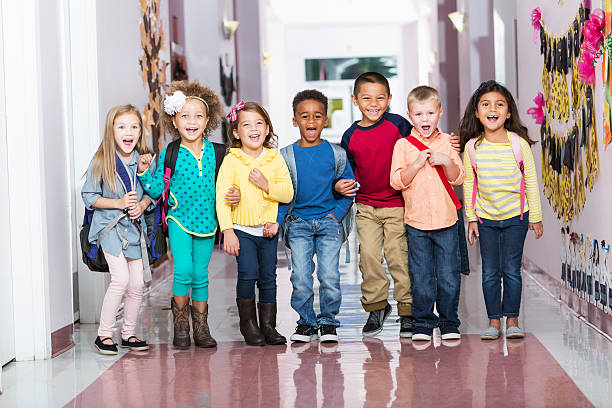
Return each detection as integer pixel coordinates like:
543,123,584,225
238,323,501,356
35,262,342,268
138,80,223,349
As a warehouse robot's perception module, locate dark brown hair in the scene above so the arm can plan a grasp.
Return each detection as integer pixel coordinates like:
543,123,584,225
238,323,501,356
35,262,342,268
161,80,222,140
458,80,534,151
227,102,277,149
353,72,390,96
292,89,328,114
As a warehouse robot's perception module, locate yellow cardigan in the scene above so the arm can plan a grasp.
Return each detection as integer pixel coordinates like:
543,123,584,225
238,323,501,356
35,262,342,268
216,148,294,231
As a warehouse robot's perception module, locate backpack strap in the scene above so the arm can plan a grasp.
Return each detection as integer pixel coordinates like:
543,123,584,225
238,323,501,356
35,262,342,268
115,155,137,193
280,144,298,215
212,142,226,181
279,144,298,269
466,138,481,223
406,135,462,210
329,142,355,263
508,132,526,220
161,140,181,231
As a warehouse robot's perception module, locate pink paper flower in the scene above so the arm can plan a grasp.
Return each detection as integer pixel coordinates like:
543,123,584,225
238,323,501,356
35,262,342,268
526,92,545,124
531,8,542,44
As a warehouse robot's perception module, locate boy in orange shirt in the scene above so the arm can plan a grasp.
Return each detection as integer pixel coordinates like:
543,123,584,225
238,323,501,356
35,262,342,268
390,86,465,341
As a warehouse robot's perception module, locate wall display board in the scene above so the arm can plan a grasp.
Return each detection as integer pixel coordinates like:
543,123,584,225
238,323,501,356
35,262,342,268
139,0,169,154
561,227,612,316
531,2,600,222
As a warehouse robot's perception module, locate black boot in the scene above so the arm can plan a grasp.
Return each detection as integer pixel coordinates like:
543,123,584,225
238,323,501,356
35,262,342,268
258,302,286,345
236,298,266,346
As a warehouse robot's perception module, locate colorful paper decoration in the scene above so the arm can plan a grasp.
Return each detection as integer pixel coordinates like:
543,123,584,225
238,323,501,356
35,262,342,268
535,1,599,222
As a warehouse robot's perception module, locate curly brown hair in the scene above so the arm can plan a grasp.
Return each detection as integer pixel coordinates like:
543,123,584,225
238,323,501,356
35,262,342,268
161,80,222,140
227,102,277,149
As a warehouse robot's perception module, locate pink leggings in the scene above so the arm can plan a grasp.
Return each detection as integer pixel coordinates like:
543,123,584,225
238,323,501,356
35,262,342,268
98,251,144,339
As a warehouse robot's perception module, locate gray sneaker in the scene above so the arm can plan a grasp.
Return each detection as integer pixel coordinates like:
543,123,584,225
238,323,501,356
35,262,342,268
480,326,501,340
506,326,525,339
362,304,392,337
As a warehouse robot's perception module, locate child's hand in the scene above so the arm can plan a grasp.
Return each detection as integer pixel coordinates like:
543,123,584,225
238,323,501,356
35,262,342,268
223,229,240,256
450,132,461,152
249,168,269,193
529,221,543,239
118,191,138,210
334,179,359,197
138,154,153,173
128,200,146,219
428,151,451,167
414,149,431,169
263,222,279,237
225,187,241,206
467,221,479,245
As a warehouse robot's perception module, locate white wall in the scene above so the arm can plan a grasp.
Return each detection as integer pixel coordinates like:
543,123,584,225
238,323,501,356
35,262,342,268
39,0,74,334
0,0,15,366
517,0,610,280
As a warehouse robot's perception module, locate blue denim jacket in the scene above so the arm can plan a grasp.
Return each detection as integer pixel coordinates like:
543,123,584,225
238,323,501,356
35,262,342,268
81,151,155,258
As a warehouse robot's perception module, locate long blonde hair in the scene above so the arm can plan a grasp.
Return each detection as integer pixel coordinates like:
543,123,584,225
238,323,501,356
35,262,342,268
88,104,152,193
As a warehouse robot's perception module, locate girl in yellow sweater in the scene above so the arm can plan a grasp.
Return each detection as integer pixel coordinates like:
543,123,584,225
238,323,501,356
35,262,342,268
216,101,293,346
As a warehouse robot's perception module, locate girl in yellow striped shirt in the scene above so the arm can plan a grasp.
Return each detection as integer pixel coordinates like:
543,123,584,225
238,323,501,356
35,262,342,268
459,81,543,340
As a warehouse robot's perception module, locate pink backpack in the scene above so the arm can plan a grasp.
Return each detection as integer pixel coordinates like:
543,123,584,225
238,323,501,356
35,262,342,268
466,132,525,223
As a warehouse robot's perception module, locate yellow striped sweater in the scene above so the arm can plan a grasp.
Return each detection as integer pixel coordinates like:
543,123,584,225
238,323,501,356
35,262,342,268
463,134,542,223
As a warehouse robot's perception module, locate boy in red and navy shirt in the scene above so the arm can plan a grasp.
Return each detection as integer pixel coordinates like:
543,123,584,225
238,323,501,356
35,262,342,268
340,72,414,337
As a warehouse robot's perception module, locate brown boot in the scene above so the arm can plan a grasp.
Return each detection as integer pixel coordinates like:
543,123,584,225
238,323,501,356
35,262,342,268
236,298,266,346
258,302,286,345
191,304,217,348
171,297,191,349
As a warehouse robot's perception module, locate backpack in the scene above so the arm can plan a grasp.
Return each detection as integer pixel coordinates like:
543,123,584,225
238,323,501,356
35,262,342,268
466,132,525,223
80,141,226,277
279,142,356,265
80,154,157,281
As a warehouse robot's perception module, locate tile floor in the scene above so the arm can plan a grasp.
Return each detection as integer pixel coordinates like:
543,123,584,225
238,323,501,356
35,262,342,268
1,235,611,407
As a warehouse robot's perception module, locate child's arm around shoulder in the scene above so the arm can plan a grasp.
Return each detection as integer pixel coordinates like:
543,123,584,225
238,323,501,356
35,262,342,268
215,156,237,232
433,133,464,185
262,152,294,204
390,138,430,190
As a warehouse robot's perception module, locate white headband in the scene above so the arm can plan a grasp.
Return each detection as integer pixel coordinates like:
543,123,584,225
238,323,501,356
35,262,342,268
163,90,209,115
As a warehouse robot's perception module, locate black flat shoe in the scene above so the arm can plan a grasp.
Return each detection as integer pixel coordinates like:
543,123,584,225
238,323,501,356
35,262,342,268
121,336,149,351
94,336,118,355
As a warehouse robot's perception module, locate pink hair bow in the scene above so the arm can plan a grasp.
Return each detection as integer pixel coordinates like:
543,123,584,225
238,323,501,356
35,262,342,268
526,92,545,125
531,8,542,44
227,101,245,122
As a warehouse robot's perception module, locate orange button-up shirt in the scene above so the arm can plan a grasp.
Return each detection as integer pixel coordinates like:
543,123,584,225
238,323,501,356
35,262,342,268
390,129,464,230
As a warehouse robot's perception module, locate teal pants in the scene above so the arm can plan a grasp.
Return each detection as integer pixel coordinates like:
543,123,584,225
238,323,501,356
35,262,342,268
168,220,215,302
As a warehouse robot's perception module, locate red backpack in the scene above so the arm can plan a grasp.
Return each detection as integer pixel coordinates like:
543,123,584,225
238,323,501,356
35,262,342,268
466,132,525,223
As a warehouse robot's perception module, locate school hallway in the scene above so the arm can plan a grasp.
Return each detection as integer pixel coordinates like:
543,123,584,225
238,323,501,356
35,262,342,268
0,232,609,408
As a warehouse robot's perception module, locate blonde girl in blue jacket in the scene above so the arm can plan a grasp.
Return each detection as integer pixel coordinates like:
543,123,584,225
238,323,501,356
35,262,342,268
82,104,153,355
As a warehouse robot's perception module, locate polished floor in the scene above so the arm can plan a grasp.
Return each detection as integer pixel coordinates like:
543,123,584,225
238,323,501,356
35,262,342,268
1,234,611,407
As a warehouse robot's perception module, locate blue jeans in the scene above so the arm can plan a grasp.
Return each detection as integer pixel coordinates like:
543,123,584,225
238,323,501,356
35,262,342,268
235,230,279,303
406,223,461,330
478,213,529,319
288,215,343,327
